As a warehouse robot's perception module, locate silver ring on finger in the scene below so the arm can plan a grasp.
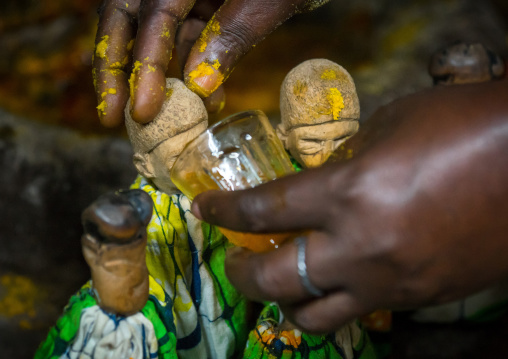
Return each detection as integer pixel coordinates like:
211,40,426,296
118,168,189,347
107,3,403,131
295,236,324,297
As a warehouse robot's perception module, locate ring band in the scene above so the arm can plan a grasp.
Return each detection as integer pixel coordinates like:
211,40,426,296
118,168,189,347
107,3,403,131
295,236,324,297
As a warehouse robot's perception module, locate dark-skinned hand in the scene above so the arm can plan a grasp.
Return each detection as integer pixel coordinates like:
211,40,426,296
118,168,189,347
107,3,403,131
191,79,508,333
93,0,329,127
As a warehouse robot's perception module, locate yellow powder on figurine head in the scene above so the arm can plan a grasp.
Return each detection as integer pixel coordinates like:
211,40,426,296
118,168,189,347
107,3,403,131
327,88,344,120
321,69,337,80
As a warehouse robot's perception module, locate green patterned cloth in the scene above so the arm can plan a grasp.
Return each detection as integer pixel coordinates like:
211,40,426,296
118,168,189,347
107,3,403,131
35,176,376,359
244,303,376,359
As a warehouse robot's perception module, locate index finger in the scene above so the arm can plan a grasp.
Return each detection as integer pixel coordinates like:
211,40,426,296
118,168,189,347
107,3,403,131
93,0,141,127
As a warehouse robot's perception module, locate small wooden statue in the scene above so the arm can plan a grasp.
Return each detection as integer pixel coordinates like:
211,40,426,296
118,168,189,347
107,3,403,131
81,189,153,315
428,41,505,85
277,58,360,168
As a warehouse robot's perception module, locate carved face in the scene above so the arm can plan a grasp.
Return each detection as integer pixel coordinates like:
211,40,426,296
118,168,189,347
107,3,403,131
282,120,359,168
145,122,207,194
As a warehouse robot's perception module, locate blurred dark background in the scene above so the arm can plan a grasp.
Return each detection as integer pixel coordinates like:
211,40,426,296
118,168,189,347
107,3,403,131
0,0,507,357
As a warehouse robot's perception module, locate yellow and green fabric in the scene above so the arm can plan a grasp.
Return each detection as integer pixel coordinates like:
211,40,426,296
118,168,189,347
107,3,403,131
36,176,376,359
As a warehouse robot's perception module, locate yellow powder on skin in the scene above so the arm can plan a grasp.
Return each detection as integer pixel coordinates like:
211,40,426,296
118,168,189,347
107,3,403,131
161,24,170,39
127,39,135,51
198,19,221,52
148,64,156,73
186,62,224,97
327,88,344,120
95,35,109,62
129,60,143,104
101,88,117,98
97,100,107,115
105,68,123,77
321,69,337,80
212,59,221,70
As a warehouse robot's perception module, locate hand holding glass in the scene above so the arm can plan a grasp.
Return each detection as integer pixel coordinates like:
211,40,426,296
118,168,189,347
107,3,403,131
171,110,296,252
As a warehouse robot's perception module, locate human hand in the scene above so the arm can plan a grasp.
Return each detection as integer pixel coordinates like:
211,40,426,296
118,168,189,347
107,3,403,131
92,0,329,127
191,80,508,333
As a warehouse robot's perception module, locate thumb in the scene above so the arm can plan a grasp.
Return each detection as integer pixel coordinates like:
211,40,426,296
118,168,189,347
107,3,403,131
192,164,340,233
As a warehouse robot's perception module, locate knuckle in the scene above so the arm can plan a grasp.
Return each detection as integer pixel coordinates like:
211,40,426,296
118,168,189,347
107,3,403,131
237,193,270,232
216,20,258,56
254,262,286,300
293,309,330,334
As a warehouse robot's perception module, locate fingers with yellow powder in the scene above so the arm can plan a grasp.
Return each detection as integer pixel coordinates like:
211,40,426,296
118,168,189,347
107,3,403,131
176,17,226,113
93,0,332,126
183,0,331,99
93,0,141,127
129,0,195,124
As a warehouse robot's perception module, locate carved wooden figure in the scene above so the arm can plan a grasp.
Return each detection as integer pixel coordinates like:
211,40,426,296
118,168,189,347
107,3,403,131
429,42,505,85
81,189,153,315
277,58,360,168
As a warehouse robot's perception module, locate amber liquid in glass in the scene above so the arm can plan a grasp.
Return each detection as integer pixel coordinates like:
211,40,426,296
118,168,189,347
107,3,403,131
179,172,294,252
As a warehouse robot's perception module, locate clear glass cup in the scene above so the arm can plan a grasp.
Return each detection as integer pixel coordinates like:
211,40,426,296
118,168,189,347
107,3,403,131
171,110,296,252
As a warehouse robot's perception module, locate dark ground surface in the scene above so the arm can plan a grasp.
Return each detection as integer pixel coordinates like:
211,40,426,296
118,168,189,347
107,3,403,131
1,0,508,357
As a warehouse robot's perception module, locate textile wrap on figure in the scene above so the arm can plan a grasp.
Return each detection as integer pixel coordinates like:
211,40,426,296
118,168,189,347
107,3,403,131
35,175,377,359
36,176,249,358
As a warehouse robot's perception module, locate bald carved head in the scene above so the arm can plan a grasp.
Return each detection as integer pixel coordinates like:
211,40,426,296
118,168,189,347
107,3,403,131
278,59,360,168
125,78,208,193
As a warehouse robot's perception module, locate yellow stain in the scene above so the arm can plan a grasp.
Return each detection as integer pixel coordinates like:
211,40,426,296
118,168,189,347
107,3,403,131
198,19,221,52
97,100,107,115
293,80,308,97
101,88,117,98
162,24,171,39
0,274,39,320
95,35,109,61
327,88,344,120
148,64,156,73
109,61,124,69
186,62,224,97
198,40,208,52
103,68,123,77
165,87,173,99
212,59,221,70
129,61,143,103
321,69,337,80
127,39,135,51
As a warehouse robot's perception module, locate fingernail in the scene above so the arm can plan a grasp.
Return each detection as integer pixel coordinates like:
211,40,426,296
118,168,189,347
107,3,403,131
185,61,224,97
191,201,203,220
